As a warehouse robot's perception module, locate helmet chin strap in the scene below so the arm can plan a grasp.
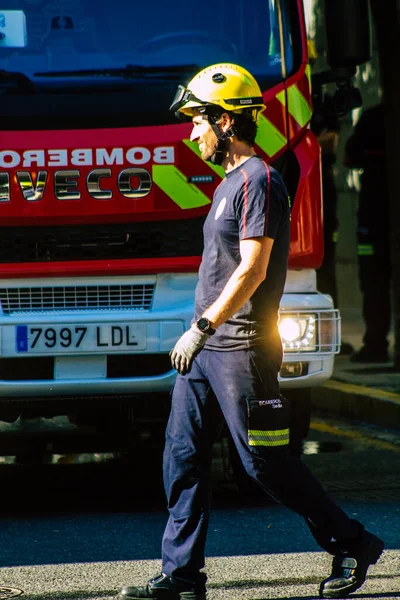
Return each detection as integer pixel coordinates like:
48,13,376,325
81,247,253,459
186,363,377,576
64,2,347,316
209,138,227,166
207,117,237,166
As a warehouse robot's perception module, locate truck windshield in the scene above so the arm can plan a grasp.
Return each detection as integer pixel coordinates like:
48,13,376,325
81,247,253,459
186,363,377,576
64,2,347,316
0,0,294,83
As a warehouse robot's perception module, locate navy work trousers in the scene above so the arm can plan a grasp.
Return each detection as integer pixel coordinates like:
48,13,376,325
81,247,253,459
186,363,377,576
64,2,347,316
161,347,363,586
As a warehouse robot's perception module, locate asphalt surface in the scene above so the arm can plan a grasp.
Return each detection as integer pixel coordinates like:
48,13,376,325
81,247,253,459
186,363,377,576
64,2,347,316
0,414,399,600
0,503,398,599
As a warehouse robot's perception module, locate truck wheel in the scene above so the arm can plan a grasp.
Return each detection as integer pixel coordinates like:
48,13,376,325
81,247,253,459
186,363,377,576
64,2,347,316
285,388,312,457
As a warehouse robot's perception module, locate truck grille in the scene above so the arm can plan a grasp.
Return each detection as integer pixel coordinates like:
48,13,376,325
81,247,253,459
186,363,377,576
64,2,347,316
0,217,205,263
0,284,155,314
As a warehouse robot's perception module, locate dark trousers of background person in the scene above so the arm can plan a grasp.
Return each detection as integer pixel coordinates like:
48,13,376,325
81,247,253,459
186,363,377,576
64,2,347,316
357,235,391,353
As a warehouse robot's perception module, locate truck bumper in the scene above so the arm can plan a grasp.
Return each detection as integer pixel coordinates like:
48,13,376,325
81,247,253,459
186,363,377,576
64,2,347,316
0,271,340,399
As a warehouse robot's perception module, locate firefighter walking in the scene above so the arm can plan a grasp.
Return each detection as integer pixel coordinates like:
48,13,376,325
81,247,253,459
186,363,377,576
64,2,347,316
115,64,384,600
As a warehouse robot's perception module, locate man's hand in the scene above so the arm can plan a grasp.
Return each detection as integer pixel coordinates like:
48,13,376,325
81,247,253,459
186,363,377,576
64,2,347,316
170,324,209,375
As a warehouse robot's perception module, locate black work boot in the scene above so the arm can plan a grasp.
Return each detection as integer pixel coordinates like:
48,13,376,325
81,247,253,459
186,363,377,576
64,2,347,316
116,573,207,600
319,531,384,598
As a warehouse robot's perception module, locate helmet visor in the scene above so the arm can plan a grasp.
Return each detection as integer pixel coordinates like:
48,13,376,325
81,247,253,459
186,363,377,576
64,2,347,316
170,84,208,114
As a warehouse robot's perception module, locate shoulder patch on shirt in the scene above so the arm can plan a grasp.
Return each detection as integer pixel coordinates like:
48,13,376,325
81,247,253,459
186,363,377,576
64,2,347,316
215,197,227,220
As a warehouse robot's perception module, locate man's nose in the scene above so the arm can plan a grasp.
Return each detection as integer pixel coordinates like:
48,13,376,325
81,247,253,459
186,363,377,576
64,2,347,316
190,128,199,142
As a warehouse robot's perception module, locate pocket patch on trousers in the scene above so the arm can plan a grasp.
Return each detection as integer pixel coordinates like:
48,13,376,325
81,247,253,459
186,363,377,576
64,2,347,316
246,395,290,447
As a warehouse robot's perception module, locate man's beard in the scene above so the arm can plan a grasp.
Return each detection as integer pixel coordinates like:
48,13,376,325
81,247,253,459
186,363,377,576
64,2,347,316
206,138,229,166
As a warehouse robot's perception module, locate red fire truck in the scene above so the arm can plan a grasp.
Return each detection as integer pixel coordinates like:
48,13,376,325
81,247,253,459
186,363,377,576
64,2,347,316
0,1,370,455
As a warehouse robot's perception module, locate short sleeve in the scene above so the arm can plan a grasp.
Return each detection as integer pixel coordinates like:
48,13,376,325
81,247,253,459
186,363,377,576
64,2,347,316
235,163,287,240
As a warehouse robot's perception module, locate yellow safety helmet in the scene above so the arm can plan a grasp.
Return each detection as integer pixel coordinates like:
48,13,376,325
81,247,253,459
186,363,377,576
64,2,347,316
170,63,266,120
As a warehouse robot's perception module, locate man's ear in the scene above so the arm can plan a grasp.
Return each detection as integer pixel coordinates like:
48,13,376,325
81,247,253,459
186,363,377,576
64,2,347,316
219,112,235,132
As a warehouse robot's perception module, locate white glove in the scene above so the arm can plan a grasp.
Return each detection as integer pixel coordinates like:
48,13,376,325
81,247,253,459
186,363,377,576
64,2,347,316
170,324,209,375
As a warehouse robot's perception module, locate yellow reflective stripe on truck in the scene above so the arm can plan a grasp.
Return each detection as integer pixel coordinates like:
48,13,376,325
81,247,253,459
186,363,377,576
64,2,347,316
276,89,286,106
152,164,211,209
248,428,290,447
256,114,287,157
286,85,312,127
305,64,312,89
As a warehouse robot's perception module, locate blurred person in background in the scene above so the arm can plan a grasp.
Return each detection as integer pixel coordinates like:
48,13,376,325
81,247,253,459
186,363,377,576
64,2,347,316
344,103,390,363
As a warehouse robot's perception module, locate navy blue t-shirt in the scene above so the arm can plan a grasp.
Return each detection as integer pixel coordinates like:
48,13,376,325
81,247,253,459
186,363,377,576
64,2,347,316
194,155,291,350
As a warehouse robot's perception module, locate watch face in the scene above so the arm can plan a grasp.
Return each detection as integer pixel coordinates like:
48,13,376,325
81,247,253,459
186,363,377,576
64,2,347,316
197,318,209,332
197,318,215,335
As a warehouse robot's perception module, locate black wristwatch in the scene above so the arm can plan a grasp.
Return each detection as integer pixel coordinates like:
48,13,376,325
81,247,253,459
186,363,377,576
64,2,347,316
196,317,216,336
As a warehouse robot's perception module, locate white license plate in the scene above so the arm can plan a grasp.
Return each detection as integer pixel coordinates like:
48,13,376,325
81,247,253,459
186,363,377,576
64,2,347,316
15,323,146,354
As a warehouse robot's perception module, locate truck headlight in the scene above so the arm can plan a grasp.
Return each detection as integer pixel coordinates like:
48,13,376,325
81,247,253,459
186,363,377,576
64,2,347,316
278,313,317,352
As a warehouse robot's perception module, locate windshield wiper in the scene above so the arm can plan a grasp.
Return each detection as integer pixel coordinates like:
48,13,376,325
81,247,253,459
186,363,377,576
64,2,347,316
34,64,199,79
0,70,36,93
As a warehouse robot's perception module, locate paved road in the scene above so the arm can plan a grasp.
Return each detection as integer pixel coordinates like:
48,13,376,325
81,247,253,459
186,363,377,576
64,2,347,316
0,414,399,600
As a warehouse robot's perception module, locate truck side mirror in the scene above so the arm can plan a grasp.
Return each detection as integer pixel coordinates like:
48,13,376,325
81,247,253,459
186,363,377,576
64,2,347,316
312,0,372,116
324,0,372,72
